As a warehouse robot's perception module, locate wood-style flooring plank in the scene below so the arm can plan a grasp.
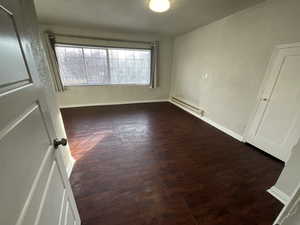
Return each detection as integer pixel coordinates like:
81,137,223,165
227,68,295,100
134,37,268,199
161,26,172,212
61,102,284,225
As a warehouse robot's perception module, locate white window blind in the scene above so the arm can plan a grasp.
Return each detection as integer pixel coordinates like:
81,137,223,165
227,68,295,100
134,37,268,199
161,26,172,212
55,45,151,86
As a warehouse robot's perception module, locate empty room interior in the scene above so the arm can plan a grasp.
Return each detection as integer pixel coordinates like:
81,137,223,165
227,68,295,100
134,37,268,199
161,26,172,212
2,0,300,224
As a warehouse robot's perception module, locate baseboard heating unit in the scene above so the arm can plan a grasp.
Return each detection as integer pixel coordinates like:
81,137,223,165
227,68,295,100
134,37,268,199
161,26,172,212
171,97,204,116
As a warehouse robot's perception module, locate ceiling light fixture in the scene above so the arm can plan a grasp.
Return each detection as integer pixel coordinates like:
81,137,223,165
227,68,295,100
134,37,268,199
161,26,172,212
149,0,170,13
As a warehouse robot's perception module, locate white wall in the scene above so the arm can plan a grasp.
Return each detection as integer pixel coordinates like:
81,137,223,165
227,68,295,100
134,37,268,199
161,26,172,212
171,0,300,136
41,24,173,107
171,0,300,198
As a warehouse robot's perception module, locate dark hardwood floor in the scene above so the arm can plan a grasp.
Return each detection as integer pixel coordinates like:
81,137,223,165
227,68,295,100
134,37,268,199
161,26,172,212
61,102,284,225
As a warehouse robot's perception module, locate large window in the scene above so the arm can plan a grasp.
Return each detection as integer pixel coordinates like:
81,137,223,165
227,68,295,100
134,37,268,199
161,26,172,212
55,45,152,86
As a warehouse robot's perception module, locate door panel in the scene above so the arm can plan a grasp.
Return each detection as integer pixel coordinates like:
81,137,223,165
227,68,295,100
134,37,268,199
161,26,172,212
19,148,54,225
247,44,300,161
59,191,67,225
37,162,65,225
65,202,77,225
0,1,80,225
0,104,51,225
256,56,300,145
0,85,37,129
0,6,31,89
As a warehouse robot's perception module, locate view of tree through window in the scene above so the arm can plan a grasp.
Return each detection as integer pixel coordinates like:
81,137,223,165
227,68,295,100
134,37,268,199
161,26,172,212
55,45,151,86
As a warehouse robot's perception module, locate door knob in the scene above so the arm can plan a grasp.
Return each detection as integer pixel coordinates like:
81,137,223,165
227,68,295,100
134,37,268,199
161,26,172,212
261,98,268,102
53,138,67,149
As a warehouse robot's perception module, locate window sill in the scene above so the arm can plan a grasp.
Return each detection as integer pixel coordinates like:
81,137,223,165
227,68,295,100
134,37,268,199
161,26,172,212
64,84,151,88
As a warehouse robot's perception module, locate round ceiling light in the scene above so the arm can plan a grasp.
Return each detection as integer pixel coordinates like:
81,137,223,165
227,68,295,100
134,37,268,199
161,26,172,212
149,0,170,13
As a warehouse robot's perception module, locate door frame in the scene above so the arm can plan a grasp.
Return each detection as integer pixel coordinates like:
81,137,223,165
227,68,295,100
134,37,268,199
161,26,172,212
274,180,300,224
244,42,300,162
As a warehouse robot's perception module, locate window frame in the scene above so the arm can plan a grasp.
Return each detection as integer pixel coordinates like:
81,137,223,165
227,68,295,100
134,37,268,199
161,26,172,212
54,43,153,87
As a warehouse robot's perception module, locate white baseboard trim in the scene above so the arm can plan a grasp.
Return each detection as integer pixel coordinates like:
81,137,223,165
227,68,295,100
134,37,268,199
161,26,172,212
200,116,245,142
169,99,244,142
60,99,169,109
267,186,290,205
67,157,76,178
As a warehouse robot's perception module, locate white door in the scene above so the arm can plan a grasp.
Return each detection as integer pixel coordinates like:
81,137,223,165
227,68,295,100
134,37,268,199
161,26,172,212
246,43,300,162
0,1,80,225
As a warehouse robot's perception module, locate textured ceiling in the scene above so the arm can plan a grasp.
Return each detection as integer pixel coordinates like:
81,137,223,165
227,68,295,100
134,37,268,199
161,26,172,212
34,0,265,36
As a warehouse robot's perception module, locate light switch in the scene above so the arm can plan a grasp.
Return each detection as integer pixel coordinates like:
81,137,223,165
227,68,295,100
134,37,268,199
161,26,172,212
202,73,208,79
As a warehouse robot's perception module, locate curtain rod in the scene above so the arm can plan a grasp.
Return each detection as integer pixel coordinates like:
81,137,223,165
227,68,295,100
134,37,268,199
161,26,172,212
47,32,155,45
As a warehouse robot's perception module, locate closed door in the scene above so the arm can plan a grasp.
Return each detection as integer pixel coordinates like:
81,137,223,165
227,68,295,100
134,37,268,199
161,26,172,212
0,1,80,225
247,43,300,162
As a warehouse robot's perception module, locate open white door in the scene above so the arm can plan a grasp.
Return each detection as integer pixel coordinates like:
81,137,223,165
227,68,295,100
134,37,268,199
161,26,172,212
0,1,80,225
246,43,300,162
